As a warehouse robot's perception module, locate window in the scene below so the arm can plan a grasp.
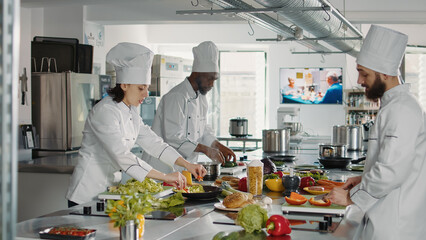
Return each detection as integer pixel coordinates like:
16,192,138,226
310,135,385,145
213,51,266,138
405,49,426,111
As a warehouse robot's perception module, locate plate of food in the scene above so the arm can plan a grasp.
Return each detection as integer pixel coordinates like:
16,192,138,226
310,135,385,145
39,227,96,240
214,202,242,212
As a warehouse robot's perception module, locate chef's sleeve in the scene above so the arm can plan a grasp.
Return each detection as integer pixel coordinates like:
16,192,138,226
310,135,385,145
136,119,182,169
157,93,198,158
87,105,153,182
201,124,217,147
349,103,422,214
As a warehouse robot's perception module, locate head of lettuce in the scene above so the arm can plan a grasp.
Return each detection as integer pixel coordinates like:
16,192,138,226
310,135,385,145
236,204,268,233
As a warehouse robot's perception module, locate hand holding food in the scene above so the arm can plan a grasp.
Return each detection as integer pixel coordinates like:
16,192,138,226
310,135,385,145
163,172,187,190
184,163,207,181
340,176,362,190
325,187,353,206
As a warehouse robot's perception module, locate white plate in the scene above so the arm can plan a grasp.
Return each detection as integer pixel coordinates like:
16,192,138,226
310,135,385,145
214,202,242,212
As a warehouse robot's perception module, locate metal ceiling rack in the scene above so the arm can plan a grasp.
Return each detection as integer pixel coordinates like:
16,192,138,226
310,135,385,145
177,0,363,56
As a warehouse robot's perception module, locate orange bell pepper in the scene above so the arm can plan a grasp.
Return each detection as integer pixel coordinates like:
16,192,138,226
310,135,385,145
284,192,307,205
308,197,332,206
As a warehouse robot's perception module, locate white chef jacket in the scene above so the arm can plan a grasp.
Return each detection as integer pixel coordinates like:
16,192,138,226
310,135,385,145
347,84,426,239
66,96,181,204
143,78,217,173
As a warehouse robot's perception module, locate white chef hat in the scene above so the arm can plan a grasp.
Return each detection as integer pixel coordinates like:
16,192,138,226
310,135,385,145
356,25,408,76
192,41,219,73
106,42,154,84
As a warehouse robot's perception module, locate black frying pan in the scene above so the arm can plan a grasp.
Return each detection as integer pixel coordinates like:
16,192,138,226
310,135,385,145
268,155,297,162
318,157,352,169
182,186,222,200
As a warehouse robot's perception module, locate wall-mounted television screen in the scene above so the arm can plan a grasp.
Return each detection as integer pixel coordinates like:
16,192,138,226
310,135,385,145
279,67,343,104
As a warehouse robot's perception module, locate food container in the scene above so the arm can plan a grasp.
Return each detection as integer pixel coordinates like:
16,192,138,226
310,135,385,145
39,227,96,240
229,117,248,137
198,162,220,181
319,143,347,158
247,159,263,196
262,128,291,153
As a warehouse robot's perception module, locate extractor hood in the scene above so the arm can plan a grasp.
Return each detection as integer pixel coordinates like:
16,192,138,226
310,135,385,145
177,0,363,57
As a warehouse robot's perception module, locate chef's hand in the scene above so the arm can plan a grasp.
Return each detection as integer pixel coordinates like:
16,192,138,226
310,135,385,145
194,144,225,164
147,169,187,189
163,172,187,190
211,140,236,162
185,163,207,179
341,176,362,190
326,187,353,206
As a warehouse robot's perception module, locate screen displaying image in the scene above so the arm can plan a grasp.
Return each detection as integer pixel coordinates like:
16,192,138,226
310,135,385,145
279,67,343,104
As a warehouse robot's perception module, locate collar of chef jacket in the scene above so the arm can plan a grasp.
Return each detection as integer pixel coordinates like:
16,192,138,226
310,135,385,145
183,77,199,100
380,83,411,109
116,99,136,113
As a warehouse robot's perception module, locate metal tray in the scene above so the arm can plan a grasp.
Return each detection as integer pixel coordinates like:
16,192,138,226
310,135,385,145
39,227,96,240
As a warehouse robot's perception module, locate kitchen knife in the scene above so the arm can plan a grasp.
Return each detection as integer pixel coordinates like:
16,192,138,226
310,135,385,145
314,193,329,201
153,188,174,199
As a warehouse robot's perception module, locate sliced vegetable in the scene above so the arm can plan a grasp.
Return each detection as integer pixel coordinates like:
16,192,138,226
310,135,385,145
266,215,291,236
317,179,345,187
308,197,332,207
303,186,330,195
284,192,307,205
299,176,315,189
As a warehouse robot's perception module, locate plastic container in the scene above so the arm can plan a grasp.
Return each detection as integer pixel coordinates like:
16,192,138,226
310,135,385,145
247,159,264,196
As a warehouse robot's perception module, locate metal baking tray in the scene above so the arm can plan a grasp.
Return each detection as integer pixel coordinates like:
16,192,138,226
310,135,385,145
39,227,96,240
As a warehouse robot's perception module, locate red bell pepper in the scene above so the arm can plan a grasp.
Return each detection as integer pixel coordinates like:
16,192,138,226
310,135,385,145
162,182,173,186
299,176,315,189
238,177,247,192
266,215,292,236
274,171,284,178
308,197,332,206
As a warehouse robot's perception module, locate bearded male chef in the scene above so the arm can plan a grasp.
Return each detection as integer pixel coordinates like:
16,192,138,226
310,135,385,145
327,25,426,239
66,43,206,206
144,41,236,173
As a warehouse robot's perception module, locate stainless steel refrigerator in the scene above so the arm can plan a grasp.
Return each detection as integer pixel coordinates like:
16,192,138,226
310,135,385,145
32,72,100,152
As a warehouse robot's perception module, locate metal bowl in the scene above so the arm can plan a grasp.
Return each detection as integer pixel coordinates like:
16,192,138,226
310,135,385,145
198,162,221,181
282,122,303,136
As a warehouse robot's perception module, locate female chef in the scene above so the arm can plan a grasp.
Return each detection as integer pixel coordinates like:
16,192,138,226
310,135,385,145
66,42,206,206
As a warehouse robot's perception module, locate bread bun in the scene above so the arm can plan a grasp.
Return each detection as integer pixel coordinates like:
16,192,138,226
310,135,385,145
239,198,256,208
223,192,247,208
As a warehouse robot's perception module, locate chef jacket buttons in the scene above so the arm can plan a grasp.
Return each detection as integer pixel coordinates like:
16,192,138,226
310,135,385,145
189,116,191,119
83,206,92,215
188,133,190,135
130,118,132,120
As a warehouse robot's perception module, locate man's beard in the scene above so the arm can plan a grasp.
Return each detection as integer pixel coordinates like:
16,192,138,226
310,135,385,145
195,76,212,95
365,73,386,101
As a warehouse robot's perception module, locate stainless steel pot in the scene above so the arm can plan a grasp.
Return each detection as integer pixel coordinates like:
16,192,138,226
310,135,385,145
229,118,248,137
319,143,347,158
332,125,362,151
282,122,303,136
198,162,221,181
262,129,291,153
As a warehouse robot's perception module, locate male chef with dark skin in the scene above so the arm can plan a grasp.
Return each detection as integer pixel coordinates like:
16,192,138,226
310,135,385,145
326,25,426,239
143,41,236,173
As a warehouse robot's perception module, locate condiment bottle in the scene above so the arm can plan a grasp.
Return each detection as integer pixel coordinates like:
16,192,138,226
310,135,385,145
282,168,300,197
247,159,263,196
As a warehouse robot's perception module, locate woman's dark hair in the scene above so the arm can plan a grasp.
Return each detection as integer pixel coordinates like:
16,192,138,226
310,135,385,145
107,84,124,102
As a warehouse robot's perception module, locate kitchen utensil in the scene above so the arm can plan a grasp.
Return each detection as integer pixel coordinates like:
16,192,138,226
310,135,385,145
281,122,303,136
181,185,222,200
332,125,362,151
262,128,291,153
318,157,352,169
314,193,329,200
198,162,221,181
282,201,346,215
282,169,300,196
318,143,347,158
229,117,248,137
39,227,96,240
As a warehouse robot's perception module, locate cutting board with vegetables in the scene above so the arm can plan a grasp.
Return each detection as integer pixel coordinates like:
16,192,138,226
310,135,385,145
282,195,347,215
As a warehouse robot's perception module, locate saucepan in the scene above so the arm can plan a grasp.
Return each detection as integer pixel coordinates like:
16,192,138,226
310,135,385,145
198,162,220,181
262,128,291,153
318,143,347,158
282,122,303,136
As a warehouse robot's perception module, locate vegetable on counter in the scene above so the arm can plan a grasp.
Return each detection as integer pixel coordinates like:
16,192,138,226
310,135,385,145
238,177,248,192
266,215,291,236
296,169,328,181
273,171,285,178
109,178,164,195
260,158,277,174
284,192,307,205
213,230,267,240
308,197,332,207
223,161,238,168
236,204,269,233
299,176,315,189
